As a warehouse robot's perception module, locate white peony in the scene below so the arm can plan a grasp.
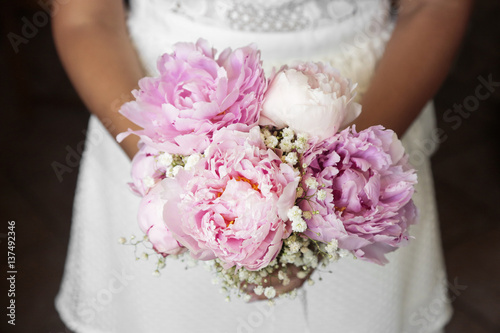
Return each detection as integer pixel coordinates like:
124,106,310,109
259,62,361,141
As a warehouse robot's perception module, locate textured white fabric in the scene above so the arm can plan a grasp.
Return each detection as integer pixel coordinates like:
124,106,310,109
164,0,382,32
56,1,451,332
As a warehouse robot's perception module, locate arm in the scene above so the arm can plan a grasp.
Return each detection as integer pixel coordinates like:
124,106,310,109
355,0,474,137
52,0,145,159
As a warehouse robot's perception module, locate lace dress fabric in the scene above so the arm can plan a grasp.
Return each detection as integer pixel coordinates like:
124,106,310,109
168,0,364,32
55,1,451,332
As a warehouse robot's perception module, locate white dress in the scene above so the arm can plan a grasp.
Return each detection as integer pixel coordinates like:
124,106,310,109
56,1,452,332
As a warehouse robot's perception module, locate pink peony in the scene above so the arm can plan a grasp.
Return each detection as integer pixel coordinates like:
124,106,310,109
300,126,418,264
162,127,299,270
138,183,185,256
129,143,166,196
259,61,361,141
118,39,266,155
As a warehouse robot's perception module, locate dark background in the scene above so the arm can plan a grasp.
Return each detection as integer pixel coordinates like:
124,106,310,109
0,1,499,332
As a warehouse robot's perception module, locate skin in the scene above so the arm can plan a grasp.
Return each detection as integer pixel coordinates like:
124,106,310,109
52,0,144,159
52,0,473,298
357,0,474,137
242,263,315,302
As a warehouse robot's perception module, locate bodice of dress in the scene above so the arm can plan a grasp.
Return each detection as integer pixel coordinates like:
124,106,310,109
162,0,387,32
128,0,392,91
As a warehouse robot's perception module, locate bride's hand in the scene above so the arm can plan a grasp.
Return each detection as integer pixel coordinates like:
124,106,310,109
242,264,314,302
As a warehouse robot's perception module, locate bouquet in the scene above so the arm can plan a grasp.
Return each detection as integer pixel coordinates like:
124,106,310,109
118,39,418,302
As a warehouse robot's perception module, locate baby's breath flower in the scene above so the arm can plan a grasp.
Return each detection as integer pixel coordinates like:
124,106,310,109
118,237,126,244
305,256,319,268
325,239,339,254
288,241,301,254
316,189,327,201
301,246,312,255
279,139,293,152
238,269,249,280
338,249,351,258
279,252,296,264
296,187,304,197
292,218,307,233
294,140,308,153
328,252,339,262
143,176,155,188
282,127,294,139
158,152,173,166
285,152,298,165
282,277,291,286
302,211,312,220
287,206,303,222
261,128,272,138
264,286,276,299
296,133,308,142
253,285,264,296
172,165,183,177
294,257,305,267
184,153,202,171
264,135,279,148
305,177,319,190
296,271,308,279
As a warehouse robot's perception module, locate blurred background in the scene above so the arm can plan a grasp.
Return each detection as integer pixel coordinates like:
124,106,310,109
0,0,499,332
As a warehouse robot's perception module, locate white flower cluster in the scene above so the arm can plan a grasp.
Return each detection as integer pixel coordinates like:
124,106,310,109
281,234,351,270
280,234,318,269
206,230,353,303
208,258,282,302
159,152,185,178
158,152,203,178
120,227,352,301
303,176,328,201
287,206,307,232
290,176,330,224
142,152,205,190
286,177,329,233
261,127,309,168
